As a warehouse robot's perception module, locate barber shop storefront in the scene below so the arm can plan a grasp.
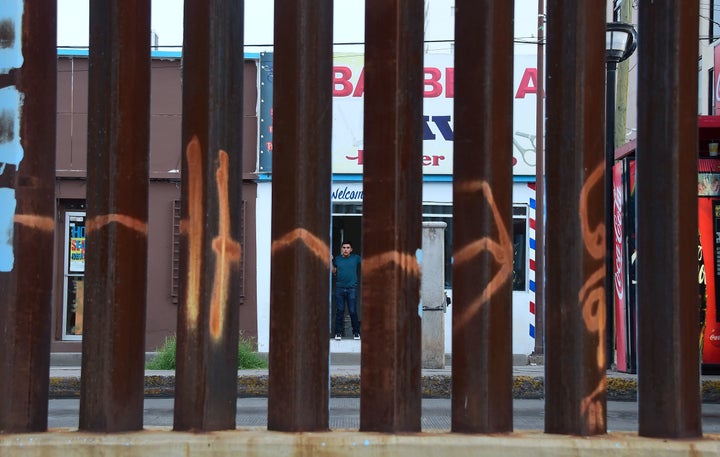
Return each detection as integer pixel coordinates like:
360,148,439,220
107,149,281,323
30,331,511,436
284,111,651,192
254,52,542,359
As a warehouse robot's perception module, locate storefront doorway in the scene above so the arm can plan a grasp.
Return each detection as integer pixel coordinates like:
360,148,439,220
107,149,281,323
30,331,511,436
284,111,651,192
331,204,363,339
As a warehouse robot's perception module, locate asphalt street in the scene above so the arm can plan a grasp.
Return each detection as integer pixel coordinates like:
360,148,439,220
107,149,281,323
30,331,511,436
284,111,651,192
47,398,720,433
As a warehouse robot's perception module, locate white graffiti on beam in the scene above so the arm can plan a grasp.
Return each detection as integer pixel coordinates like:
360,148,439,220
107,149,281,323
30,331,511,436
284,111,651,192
0,2,25,272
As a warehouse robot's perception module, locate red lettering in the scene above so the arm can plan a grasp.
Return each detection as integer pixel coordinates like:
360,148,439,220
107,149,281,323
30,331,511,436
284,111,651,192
333,66,459,98
422,155,446,166
352,67,365,97
333,66,353,96
345,149,364,165
424,67,442,97
613,186,625,302
445,68,454,98
515,68,539,99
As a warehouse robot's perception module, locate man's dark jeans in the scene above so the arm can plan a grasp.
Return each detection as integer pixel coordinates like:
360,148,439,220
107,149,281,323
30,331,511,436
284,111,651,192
334,286,360,335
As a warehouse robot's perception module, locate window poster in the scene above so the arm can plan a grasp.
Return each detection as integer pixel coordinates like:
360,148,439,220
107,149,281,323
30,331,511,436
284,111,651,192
68,215,86,273
698,158,720,197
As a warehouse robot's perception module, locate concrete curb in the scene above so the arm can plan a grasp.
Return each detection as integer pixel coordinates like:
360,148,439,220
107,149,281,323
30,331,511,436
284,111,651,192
46,373,720,402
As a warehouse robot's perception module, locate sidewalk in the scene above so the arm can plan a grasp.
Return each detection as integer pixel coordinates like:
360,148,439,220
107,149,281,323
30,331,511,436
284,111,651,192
46,355,720,402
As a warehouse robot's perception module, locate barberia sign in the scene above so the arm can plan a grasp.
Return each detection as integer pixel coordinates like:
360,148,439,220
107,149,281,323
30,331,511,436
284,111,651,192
331,53,540,176
258,53,540,177
333,65,541,100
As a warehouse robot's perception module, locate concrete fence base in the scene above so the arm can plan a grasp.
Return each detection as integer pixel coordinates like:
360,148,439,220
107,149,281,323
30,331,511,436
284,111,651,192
2,430,720,457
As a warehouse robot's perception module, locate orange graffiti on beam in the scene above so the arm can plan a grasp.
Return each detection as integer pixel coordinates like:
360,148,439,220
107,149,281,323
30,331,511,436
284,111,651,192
579,163,605,260
182,136,204,329
209,150,242,340
362,250,420,279
580,379,608,432
578,163,607,370
578,267,605,334
86,214,148,234
453,181,514,331
575,162,608,418
580,269,607,370
14,215,54,232
271,228,331,267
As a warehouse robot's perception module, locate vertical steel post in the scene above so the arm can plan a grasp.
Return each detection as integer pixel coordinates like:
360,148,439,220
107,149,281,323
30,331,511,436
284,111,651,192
451,0,515,433
545,0,608,436
534,0,546,358
78,0,151,432
0,0,56,433
360,0,424,433
636,0,701,439
173,0,244,431
268,0,333,432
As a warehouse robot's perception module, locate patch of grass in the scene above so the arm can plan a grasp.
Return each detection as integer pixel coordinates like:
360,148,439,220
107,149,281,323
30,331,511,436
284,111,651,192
145,334,268,370
146,336,177,370
238,338,268,369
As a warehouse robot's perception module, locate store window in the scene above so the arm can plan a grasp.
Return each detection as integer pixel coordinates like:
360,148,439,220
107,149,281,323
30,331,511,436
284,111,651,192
423,204,529,292
62,211,85,340
511,206,528,291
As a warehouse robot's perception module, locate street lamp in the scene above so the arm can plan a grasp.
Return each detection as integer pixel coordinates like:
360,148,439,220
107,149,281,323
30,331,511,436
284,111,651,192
606,21,637,370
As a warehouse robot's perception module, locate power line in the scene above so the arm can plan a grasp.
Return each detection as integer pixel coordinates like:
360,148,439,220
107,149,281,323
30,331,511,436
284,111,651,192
58,37,546,50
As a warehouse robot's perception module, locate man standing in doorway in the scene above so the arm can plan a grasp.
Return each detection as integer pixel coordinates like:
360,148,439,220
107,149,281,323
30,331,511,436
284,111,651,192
333,241,361,340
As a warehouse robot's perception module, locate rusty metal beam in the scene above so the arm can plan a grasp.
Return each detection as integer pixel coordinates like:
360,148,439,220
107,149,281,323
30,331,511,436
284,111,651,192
451,0,514,434
173,0,244,432
78,0,151,432
0,0,56,434
636,0,701,439
359,0,424,433
544,0,607,436
267,0,333,432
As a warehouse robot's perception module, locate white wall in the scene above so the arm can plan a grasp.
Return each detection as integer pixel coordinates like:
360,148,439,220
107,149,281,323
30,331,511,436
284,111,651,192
700,38,720,116
256,182,272,352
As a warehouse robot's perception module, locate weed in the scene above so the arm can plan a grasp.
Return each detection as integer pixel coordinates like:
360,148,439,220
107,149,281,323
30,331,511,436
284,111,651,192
146,334,268,370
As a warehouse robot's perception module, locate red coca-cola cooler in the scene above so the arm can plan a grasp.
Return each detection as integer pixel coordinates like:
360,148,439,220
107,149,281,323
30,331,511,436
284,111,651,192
698,158,720,371
697,116,720,372
612,116,720,373
612,157,636,373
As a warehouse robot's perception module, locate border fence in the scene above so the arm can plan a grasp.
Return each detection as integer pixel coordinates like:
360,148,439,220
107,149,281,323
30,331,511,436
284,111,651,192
0,0,707,455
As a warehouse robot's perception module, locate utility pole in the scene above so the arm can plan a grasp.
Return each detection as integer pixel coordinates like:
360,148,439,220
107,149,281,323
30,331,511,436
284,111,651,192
614,1,634,148
534,0,545,358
